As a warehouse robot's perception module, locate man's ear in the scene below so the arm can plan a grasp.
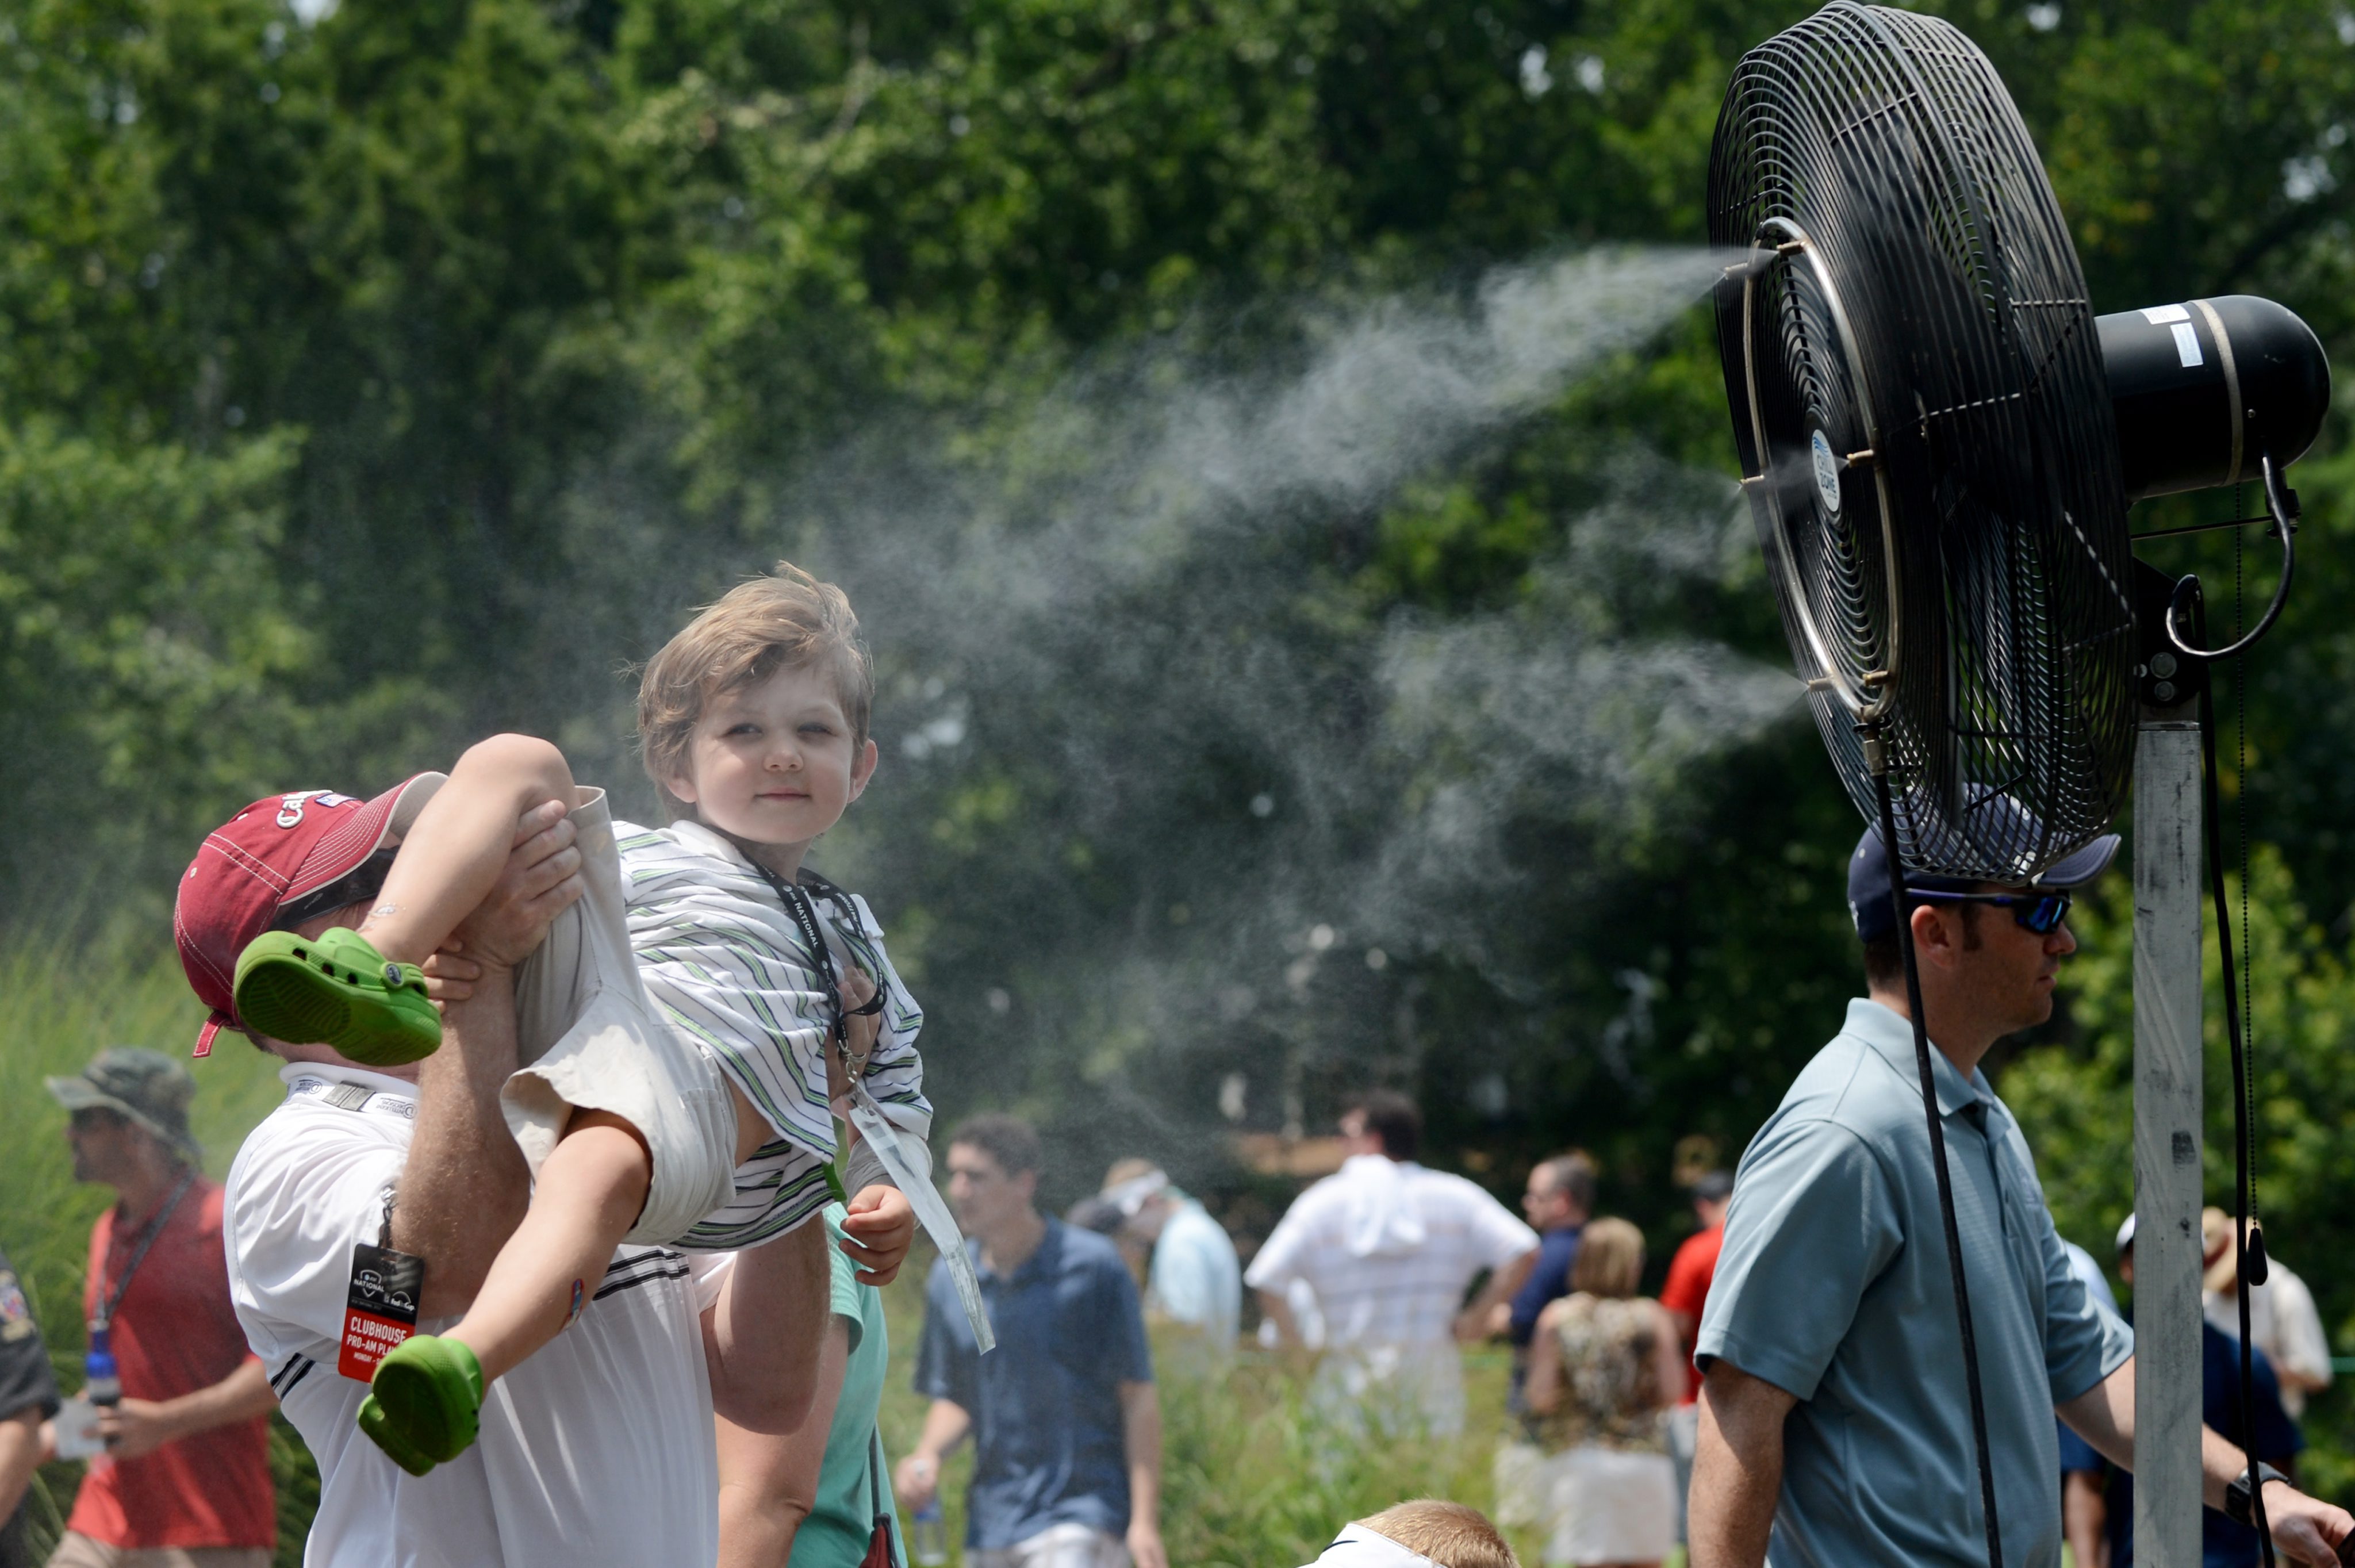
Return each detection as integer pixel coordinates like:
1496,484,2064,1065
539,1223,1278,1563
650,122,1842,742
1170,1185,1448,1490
1907,902,1965,969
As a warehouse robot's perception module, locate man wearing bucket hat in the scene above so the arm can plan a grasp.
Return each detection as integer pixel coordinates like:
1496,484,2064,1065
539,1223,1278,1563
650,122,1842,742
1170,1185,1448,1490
172,773,730,1567
43,1048,277,1568
1689,819,2355,1568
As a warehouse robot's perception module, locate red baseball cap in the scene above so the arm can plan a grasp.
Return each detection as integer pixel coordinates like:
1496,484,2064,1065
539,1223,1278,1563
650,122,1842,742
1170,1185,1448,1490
174,775,446,1057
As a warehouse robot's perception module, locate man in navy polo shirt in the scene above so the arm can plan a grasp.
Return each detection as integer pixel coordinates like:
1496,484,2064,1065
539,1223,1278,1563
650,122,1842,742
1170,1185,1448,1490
896,1115,1164,1568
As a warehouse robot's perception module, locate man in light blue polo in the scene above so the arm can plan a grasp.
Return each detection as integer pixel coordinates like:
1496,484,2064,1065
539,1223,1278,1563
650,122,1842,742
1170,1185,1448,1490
1688,822,2351,1568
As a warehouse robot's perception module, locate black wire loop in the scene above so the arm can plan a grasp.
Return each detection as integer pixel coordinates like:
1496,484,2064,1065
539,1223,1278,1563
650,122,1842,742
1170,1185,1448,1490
2192,594,2275,1568
2166,454,2297,661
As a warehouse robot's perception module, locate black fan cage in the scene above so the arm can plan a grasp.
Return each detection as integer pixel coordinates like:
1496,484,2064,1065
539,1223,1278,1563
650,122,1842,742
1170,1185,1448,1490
1709,2,2135,881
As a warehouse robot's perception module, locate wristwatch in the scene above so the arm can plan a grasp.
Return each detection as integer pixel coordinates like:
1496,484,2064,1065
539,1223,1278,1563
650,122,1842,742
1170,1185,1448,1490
2225,1462,2289,1527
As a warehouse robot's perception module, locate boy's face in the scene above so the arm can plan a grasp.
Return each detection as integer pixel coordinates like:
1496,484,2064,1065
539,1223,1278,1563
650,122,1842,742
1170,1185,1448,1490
669,662,877,849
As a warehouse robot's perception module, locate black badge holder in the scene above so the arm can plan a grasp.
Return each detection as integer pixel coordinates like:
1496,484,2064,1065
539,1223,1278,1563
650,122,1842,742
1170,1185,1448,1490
340,1193,424,1381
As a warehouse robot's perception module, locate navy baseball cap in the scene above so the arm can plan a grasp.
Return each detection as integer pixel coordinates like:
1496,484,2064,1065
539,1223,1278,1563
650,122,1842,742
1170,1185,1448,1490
1848,818,2119,941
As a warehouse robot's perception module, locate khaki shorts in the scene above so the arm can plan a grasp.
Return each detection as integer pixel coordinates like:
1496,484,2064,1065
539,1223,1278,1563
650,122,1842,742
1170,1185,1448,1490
501,788,738,1246
45,1535,270,1568
968,1524,1131,1568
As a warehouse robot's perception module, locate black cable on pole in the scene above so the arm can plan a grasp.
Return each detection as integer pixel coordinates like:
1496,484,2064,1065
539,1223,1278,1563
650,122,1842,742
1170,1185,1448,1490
2192,591,2275,1568
1867,738,2004,1568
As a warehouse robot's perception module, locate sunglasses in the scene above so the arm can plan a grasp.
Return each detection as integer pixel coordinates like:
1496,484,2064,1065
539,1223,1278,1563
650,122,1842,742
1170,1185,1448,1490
1909,888,2073,934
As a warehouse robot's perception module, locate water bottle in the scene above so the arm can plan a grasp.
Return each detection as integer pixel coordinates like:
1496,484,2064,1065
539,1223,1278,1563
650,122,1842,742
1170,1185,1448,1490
84,1326,121,1408
910,1497,948,1566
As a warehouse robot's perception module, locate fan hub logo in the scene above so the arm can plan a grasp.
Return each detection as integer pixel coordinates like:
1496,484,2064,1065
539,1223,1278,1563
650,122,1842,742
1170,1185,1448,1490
1810,429,1842,515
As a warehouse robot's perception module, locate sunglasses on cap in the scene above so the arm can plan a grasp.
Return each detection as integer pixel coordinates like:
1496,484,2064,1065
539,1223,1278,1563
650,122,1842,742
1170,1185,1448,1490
1908,888,2073,935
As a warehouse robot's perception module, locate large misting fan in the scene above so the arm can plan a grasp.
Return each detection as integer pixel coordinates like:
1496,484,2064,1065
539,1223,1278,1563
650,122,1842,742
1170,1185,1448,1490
1708,4,2329,1566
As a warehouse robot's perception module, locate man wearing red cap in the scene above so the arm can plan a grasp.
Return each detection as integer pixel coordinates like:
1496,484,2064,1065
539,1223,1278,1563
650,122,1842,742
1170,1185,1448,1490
175,776,727,1566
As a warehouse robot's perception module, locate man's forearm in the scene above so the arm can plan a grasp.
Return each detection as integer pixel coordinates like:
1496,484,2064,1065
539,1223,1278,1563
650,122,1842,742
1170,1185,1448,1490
1121,1382,1162,1528
2063,1471,2107,1568
1467,1251,1536,1323
2072,1355,2351,1567
394,971,532,1316
2062,1355,2257,1504
0,1409,41,1528
155,1358,275,1441
914,1398,972,1463
1256,1288,1302,1350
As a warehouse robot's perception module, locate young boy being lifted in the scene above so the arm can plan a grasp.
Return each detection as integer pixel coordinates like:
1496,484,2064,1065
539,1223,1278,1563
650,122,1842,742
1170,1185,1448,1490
232,564,930,1472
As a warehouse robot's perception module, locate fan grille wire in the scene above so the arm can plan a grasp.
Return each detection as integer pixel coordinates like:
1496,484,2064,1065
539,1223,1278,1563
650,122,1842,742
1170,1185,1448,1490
1710,3,2135,880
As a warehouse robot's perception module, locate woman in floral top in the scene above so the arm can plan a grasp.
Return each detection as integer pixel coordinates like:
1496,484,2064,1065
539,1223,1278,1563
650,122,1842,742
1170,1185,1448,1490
1522,1219,1685,1568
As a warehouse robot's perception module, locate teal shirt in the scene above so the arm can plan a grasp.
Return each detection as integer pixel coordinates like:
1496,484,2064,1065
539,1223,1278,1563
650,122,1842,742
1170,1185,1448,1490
1696,999,2132,1568
790,1203,906,1568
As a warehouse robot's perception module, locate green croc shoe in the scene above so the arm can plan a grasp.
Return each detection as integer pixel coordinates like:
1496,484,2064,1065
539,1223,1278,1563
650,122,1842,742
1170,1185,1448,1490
363,1335,484,1471
356,1393,442,1477
233,927,441,1066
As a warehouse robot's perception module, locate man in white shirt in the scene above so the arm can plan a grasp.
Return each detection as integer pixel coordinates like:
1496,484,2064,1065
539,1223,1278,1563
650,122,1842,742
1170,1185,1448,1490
1246,1092,1538,1436
174,781,735,1567
2203,1208,2334,1417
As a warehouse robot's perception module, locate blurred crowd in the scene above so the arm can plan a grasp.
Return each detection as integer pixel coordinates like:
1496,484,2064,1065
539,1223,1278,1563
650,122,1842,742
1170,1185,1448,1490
1060,1088,1735,1568
8,1027,2343,1568
9,1041,2344,1568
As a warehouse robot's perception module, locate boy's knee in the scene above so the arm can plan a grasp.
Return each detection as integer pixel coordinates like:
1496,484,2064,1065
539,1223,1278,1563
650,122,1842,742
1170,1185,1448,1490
557,1111,655,1218
455,733,574,802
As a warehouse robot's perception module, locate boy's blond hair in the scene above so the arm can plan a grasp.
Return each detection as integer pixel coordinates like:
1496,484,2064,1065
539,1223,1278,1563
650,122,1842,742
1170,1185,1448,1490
1356,1501,1518,1568
638,562,874,817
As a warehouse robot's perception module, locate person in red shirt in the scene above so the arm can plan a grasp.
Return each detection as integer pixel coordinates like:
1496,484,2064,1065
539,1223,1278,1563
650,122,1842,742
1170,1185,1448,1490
43,1049,276,1568
1657,1168,1731,1551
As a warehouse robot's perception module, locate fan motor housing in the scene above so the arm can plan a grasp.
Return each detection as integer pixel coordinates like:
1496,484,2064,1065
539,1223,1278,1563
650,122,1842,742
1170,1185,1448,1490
2099,296,2329,503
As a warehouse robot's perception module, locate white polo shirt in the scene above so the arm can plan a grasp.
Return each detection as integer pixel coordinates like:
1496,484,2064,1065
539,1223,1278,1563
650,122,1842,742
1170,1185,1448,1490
225,1061,719,1568
1245,1155,1537,1351
1244,1155,1536,1434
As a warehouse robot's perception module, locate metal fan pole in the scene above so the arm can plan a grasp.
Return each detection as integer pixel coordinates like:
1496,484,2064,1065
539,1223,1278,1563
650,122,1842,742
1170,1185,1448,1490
2132,669,2205,1568
1862,730,2004,1568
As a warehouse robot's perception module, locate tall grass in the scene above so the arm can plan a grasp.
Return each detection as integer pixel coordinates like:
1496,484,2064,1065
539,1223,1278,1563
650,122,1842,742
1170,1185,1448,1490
872,1267,1536,1567
3,942,1536,1565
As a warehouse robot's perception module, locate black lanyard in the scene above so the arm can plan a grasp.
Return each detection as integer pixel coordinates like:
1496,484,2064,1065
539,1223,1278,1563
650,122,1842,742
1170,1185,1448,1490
91,1168,195,1334
748,863,885,1074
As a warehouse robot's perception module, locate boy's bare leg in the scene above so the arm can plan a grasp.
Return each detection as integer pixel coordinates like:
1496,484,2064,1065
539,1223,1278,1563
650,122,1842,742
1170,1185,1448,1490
700,1081,831,1432
443,1110,653,1383
359,734,578,967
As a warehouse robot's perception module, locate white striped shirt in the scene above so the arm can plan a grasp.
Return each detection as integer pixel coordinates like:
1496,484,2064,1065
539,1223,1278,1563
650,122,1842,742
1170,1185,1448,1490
617,818,930,1250
1244,1155,1537,1350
